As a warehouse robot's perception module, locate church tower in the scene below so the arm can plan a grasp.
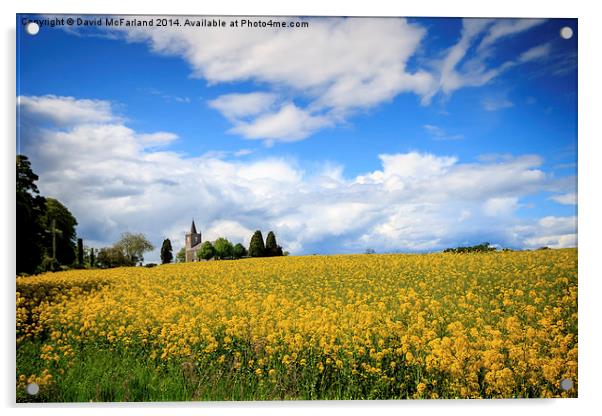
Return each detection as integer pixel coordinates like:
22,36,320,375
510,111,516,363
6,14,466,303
185,220,202,262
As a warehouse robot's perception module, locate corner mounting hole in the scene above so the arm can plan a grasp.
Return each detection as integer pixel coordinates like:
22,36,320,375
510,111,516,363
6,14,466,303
26,382,39,395
26,22,40,36
560,378,574,391
560,27,573,40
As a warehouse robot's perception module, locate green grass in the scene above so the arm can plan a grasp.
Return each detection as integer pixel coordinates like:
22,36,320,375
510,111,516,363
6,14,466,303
17,342,194,402
16,340,416,401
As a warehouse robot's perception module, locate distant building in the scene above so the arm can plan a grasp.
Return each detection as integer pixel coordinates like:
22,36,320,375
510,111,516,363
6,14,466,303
184,220,202,262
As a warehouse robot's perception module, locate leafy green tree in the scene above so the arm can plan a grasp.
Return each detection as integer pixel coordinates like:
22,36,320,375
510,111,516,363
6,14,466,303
115,232,154,264
96,246,132,268
176,247,186,263
197,241,215,261
16,155,47,274
160,239,173,264
41,198,78,266
232,243,247,259
248,230,265,257
214,238,234,259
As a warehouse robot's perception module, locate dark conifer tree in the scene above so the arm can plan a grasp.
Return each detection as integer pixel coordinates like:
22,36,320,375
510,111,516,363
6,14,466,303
265,231,278,257
77,238,84,265
160,238,173,264
248,230,265,257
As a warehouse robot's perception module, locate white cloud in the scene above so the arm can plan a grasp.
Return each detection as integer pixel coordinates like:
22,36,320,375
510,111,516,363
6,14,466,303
483,197,519,217
208,92,278,120
477,19,546,52
122,17,429,96
50,16,551,143
104,17,435,143
228,103,333,143
138,132,179,146
550,192,577,205
423,18,548,102
51,17,552,143
423,124,464,141
203,220,254,246
18,95,576,261
522,216,577,248
482,97,514,111
518,43,552,63
18,95,117,126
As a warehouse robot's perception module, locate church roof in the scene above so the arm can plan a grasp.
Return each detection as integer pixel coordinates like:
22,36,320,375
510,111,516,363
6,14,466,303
190,220,198,235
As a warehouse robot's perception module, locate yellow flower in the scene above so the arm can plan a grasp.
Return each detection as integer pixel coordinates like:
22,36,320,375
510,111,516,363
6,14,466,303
15,248,577,399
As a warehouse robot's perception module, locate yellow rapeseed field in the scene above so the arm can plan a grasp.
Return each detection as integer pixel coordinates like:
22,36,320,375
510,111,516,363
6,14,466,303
16,249,577,400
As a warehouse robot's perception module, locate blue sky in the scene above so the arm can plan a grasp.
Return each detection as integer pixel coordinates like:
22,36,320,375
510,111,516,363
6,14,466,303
16,15,577,261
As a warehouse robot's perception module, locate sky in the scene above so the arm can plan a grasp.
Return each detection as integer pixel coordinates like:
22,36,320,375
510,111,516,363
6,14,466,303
16,15,577,262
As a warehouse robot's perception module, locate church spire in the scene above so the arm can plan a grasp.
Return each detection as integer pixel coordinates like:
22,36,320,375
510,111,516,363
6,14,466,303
190,219,197,235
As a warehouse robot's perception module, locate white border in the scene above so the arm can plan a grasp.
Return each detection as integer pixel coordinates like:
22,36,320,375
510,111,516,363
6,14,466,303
2,1,600,415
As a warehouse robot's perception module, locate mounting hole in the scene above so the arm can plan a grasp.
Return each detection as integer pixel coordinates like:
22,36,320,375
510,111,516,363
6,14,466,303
560,27,573,40
25,22,40,36
560,378,574,391
26,382,39,395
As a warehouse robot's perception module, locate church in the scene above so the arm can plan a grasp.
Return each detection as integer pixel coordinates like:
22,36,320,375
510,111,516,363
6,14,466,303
184,220,202,262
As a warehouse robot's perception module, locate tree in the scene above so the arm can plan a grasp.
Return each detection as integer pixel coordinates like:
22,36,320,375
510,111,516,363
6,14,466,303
160,239,173,264
265,231,277,256
197,241,215,261
265,231,283,257
232,243,247,259
89,247,96,268
77,238,84,265
16,155,47,274
115,232,154,264
248,230,265,257
443,242,496,254
176,247,186,263
214,238,234,259
41,198,78,266
96,246,132,268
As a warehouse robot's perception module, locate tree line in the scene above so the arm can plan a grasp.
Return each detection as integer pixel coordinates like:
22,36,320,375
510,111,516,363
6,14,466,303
442,242,497,254
174,230,287,262
17,154,288,272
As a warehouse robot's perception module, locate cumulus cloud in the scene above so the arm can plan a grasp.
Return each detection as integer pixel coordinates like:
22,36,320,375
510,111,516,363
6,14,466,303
228,103,333,143
18,95,117,126
208,92,278,121
550,192,577,205
483,197,519,217
18,95,576,261
522,216,577,248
